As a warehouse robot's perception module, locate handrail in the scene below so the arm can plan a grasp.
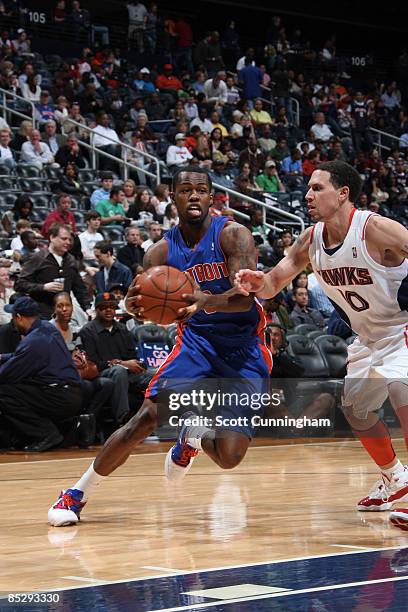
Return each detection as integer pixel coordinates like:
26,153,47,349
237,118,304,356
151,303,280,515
212,181,304,232
369,127,401,153
0,87,37,128
62,117,161,184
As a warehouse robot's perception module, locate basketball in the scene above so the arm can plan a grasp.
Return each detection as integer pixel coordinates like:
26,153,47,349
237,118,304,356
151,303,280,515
129,265,195,325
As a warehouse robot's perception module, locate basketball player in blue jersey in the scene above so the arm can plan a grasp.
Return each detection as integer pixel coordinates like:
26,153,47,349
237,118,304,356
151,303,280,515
48,166,272,527
235,160,408,531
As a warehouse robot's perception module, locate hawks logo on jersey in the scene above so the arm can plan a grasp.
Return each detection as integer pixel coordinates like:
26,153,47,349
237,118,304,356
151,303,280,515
316,266,374,287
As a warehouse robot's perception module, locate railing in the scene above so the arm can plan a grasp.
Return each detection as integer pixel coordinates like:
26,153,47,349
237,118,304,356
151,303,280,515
0,88,37,129
61,118,161,184
213,181,305,233
369,127,401,153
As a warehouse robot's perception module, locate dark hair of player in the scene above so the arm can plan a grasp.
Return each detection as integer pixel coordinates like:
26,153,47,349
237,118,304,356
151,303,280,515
316,160,362,203
172,165,213,192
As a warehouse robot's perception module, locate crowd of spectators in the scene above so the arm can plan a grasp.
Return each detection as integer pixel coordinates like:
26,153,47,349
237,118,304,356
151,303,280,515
0,4,407,448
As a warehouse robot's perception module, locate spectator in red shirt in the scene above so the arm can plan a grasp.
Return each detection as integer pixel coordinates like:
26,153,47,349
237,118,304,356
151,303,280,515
302,149,319,178
156,64,182,91
42,194,77,239
174,18,194,76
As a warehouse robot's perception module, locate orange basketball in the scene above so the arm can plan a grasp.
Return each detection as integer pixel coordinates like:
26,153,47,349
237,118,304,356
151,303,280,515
131,266,195,325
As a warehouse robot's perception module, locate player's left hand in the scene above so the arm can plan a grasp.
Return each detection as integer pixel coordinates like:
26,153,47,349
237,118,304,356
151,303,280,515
176,290,209,323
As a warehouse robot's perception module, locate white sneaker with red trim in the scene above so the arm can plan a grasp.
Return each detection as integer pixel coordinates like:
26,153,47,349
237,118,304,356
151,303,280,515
389,508,408,531
357,466,408,512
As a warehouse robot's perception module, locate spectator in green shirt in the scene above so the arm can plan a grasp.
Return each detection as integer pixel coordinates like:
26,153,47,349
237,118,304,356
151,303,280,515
95,186,128,226
255,161,286,193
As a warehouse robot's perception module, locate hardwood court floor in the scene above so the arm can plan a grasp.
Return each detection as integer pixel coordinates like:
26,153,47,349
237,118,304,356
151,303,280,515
1,439,408,595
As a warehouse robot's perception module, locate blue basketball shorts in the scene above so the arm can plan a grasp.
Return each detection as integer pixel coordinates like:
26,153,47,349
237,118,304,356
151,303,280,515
146,325,273,438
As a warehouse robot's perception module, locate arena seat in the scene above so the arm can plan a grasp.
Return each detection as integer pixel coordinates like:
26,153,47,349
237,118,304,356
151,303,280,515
133,324,172,370
314,335,348,378
307,329,326,341
293,323,319,335
288,334,330,378
167,323,178,346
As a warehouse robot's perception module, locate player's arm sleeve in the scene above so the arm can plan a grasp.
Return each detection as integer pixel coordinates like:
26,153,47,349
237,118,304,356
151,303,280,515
257,227,313,299
142,239,168,270
204,223,256,312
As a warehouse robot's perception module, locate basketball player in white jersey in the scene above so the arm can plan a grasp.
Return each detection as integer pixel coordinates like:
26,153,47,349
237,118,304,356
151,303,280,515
235,161,408,531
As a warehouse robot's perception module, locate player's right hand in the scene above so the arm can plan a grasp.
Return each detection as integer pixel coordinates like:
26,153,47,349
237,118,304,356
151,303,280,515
234,270,266,296
124,275,146,319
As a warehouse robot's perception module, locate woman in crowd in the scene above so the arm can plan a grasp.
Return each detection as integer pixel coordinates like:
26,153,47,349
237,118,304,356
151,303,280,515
122,179,138,212
162,202,179,229
1,194,34,236
192,133,213,168
127,187,158,227
51,291,114,442
151,183,171,217
58,163,84,196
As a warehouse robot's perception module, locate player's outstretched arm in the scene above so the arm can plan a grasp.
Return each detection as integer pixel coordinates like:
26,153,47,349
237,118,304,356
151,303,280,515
235,227,313,298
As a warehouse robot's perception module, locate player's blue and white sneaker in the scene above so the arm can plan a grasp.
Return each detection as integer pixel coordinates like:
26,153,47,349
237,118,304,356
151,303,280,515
164,411,200,481
48,488,86,527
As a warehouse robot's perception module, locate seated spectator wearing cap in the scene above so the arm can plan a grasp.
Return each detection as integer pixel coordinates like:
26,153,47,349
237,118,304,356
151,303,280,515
156,64,182,93
90,172,114,209
95,186,128,227
34,91,56,124
79,211,104,266
135,68,156,93
20,129,54,170
0,128,16,170
42,194,77,239
0,296,82,452
256,161,286,193
208,159,233,189
79,292,152,426
93,240,133,294
166,133,193,171
209,192,234,219
250,99,274,127
15,223,90,320
116,227,144,270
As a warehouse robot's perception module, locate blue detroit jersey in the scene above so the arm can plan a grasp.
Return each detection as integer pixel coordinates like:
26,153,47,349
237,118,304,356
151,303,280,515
164,216,264,345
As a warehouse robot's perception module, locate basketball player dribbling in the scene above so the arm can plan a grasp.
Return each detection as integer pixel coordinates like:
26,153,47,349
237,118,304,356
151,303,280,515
48,166,272,527
235,160,408,531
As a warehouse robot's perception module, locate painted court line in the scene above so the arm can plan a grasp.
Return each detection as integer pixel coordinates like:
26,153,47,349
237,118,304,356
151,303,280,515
0,545,401,598
62,576,109,584
141,566,184,573
331,544,378,551
149,575,408,612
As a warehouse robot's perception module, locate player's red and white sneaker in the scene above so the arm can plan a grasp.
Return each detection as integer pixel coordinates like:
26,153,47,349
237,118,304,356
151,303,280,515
357,466,408,512
357,477,392,511
389,508,408,531
48,489,86,527
164,411,200,482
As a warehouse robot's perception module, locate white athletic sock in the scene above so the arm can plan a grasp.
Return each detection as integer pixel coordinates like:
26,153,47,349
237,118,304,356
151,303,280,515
185,426,214,451
382,459,405,481
73,462,105,501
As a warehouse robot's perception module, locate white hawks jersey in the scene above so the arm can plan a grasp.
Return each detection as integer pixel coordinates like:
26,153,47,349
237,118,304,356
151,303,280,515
308,208,408,343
